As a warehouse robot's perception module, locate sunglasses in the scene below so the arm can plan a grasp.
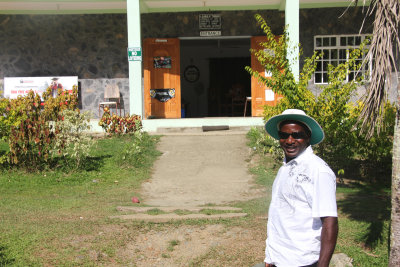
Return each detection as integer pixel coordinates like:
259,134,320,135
278,131,309,140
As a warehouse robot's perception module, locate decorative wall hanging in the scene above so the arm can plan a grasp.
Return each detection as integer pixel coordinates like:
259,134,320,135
153,56,172,68
183,65,200,83
150,88,175,102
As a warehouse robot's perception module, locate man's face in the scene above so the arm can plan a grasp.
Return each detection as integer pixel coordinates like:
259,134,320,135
279,122,310,162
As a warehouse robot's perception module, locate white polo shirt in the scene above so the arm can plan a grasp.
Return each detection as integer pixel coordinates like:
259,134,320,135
265,146,337,267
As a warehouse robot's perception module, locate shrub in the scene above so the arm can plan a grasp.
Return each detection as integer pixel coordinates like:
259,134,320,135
52,109,94,168
247,127,282,161
246,15,395,182
0,86,80,169
99,107,142,135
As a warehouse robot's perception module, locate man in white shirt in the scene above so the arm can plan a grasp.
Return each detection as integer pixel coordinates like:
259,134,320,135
263,109,338,267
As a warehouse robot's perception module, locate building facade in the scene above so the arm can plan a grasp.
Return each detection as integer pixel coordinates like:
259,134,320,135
0,1,384,121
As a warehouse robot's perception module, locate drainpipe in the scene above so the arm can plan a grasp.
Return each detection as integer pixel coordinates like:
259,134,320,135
127,0,143,117
285,0,300,81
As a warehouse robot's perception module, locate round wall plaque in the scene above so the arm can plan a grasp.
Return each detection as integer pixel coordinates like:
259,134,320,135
183,65,200,83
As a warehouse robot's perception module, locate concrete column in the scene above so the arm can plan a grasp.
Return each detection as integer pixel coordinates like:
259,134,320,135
127,0,143,117
285,0,300,81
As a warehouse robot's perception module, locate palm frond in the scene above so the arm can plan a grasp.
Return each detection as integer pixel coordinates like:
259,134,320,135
357,0,400,137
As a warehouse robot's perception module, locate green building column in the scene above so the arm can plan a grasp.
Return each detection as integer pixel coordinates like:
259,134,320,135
285,0,300,81
127,0,143,118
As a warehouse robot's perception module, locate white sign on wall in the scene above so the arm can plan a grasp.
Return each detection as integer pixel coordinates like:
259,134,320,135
265,89,275,101
4,76,78,99
200,31,221,37
199,14,221,30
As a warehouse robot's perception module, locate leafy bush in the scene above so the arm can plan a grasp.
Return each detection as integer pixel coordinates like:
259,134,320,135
52,109,94,168
247,127,282,160
246,15,395,182
99,107,142,135
0,86,80,169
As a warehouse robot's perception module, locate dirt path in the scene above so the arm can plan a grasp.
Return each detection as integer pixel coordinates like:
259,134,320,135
116,132,267,266
140,132,264,207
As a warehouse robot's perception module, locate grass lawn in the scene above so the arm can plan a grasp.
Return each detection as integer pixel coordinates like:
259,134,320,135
0,129,392,266
0,133,161,266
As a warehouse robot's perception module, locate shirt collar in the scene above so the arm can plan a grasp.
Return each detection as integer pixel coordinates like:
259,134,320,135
283,145,313,165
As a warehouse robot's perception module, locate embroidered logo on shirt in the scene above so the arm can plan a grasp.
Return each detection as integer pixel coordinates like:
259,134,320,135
296,173,311,183
288,161,298,176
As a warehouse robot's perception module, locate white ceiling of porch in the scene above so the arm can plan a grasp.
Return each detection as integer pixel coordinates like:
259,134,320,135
0,0,364,14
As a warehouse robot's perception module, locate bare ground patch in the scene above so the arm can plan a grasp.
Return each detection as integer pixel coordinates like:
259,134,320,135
117,221,267,266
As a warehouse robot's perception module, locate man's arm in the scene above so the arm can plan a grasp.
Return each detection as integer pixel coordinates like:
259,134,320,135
318,216,338,267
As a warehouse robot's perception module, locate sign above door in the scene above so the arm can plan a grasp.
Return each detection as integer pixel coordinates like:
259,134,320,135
199,14,221,30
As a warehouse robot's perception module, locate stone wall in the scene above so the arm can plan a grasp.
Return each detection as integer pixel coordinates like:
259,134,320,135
141,10,284,38
0,7,371,79
299,7,374,61
0,7,390,117
80,78,130,119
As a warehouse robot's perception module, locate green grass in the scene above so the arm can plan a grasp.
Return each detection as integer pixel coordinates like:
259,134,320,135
336,182,390,266
167,239,180,252
0,133,161,266
146,208,167,215
0,131,392,266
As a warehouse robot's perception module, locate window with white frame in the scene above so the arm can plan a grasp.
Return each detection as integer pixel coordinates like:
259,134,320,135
314,34,371,84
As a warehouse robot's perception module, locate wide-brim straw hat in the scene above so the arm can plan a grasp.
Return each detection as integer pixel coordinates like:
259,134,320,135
265,109,324,145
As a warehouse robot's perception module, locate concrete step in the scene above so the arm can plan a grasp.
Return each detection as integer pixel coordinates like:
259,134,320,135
156,125,253,133
151,126,255,135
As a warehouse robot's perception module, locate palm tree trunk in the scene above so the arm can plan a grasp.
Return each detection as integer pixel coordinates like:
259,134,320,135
389,80,400,266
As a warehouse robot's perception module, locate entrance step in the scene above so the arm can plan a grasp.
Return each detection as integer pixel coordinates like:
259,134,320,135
142,117,265,133
154,125,253,134
110,206,247,222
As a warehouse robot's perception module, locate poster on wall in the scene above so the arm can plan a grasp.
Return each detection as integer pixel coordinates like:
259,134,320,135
153,56,172,68
4,76,78,99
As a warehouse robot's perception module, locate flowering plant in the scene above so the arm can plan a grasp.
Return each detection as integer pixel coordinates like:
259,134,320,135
99,107,142,135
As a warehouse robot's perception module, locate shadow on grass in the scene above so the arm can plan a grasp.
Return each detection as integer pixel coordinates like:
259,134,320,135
337,182,390,248
50,155,112,172
0,245,15,266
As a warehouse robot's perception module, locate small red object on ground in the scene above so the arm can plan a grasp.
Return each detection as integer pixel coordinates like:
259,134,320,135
131,197,140,203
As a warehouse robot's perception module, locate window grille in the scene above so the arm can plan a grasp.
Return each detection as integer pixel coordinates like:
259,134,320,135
314,34,371,84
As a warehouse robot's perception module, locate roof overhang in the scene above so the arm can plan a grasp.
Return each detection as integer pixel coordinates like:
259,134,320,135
0,0,369,15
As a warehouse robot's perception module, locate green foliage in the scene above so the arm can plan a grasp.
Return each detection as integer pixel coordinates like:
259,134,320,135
52,109,94,168
0,135,161,266
247,15,395,182
0,86,80,169
247,127,282,161
245,14,317,116
118,131,160,169
98,107,142,135
41,86,79,121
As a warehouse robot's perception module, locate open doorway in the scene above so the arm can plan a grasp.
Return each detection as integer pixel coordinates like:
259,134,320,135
180,37,251,118
208,57,251,117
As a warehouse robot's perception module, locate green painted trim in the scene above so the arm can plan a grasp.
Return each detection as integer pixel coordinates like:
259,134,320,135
141,5,281,13
0,0,123,2
0,9,126,14
0,1,372,15
300,1,371,9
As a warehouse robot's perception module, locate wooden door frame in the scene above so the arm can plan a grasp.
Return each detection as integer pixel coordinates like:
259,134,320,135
250,36,282,117
143,38,181,119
